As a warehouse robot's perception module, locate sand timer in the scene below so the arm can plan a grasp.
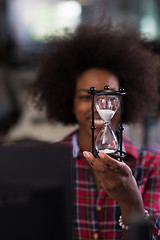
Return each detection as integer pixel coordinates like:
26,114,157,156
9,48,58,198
95,94,118,154
88,86,126,160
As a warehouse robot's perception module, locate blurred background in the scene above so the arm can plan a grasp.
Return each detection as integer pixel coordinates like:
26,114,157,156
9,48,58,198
0,0,160,149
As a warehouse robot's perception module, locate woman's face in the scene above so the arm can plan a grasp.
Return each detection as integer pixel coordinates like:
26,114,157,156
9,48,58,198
73,69,120,139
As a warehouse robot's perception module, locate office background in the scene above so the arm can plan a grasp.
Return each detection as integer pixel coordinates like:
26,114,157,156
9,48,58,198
0,0,160,150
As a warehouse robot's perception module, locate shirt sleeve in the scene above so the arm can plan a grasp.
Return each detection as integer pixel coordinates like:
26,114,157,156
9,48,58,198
141,152,160,239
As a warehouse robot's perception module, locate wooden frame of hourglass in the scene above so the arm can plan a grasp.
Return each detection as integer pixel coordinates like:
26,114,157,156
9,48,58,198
88,86,126,161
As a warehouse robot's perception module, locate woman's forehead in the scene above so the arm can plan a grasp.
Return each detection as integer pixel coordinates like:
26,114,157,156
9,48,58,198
76,69,119,91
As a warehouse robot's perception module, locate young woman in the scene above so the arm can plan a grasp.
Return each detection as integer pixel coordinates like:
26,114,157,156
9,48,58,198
32,22,160,239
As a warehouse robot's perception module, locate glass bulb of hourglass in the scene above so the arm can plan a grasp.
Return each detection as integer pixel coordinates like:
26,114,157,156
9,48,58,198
95,95,119,154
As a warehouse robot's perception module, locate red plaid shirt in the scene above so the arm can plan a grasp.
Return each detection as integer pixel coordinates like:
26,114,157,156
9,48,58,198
61,131,160,240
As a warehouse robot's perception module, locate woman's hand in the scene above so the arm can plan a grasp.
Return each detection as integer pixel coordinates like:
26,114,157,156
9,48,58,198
83,151,144,221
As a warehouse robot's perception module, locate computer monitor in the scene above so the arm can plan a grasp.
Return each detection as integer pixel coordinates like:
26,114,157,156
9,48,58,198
0,143,72,240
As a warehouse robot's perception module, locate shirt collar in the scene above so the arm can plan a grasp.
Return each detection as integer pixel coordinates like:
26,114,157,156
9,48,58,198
123,135,138,159
72,132,80,158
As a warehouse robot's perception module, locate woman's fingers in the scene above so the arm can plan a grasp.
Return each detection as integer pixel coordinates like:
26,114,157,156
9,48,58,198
83,151,129,176
98,152,130,175
83,151,94,164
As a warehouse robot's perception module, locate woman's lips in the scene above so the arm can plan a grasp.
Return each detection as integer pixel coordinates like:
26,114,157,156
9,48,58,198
89,118,104,127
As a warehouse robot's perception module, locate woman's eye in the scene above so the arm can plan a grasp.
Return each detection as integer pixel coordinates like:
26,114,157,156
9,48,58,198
79,95,91,100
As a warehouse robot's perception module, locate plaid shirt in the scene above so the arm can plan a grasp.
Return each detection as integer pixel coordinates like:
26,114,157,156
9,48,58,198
61,131,160,240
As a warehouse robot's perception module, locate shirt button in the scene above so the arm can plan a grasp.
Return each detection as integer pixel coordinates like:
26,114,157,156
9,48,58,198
96,205,102,211
93,233,99,239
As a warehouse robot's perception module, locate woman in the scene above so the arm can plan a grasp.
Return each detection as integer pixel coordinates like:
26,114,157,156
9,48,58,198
32,22,160,239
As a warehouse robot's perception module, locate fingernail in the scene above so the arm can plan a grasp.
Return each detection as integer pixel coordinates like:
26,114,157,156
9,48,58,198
83,151,91,159
98,152,106,159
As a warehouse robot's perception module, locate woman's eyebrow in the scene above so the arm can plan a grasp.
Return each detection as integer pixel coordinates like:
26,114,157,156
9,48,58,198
77,89,89,93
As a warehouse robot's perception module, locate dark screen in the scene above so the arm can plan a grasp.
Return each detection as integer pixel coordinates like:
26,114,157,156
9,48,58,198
0,144,72,240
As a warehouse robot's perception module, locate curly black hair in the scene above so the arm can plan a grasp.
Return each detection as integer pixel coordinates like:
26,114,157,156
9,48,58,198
31,22,159,125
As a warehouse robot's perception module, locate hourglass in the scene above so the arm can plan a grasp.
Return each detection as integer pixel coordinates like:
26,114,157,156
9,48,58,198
95,94,118,154
88,86,126,160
